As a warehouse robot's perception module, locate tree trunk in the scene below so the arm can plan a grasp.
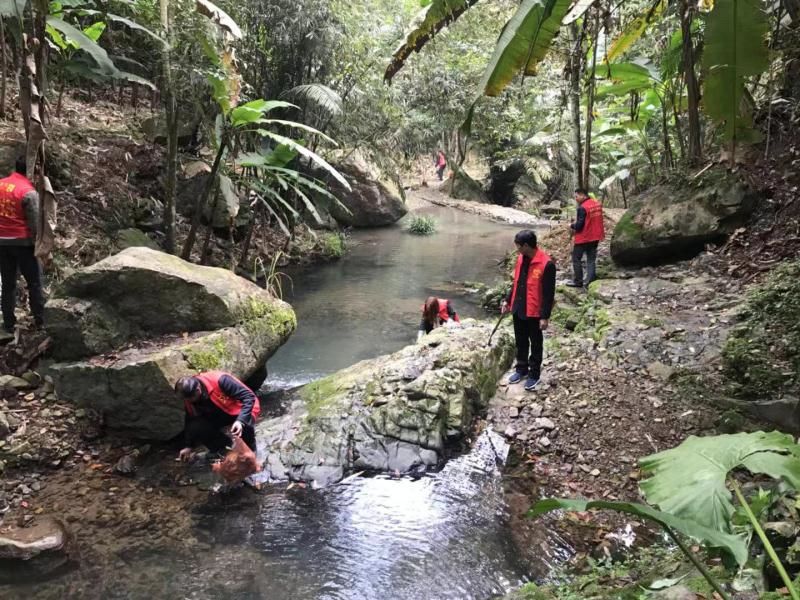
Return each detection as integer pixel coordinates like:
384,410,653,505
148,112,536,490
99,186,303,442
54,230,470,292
160,0,177,254
582,12,600,190
181,134,228,260
660,94,674,172
56,81,65,117
569,22,584,190
680,0,702,166
1,17,6,118
200,181,221,265
238,217,256,269
671,82,686,161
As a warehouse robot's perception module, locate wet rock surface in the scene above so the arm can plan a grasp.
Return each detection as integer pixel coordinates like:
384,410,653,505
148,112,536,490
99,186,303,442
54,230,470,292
0,517,75,583
257,321,515,486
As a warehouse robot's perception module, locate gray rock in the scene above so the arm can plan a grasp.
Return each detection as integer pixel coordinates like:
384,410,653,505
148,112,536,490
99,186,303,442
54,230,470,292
46,247,295,360
0,375,32,390
532,417,556,430
314,157,407,227
611,169,757,266
258,322,514,484
115,228,160,251
0,411,9,438
745,397,800,432
651,585,699,600
0,517,75,583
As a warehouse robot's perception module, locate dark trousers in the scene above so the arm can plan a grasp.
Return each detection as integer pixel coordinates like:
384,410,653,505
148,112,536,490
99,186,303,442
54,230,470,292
185,416,256,455
436,166,445,181
513,315,543,379
572,241,599,287
0,245,45,330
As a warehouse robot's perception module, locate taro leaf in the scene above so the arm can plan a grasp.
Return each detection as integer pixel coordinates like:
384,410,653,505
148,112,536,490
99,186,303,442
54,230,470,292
639,431,800,533
529,498,748,566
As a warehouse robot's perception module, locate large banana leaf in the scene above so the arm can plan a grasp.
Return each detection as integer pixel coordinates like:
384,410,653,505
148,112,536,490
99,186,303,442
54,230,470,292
0,0,27,18
46,16,117,75
529,498,748,566
639,431,800,533
384,0,482,82
604,0,666,62
480,0,572,96
562,0,600,25
68,9,164,44
594,61,659,100
701,0,769,142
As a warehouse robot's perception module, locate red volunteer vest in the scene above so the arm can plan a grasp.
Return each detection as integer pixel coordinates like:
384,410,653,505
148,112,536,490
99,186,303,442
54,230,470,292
509,249,552,319
574,198,605,244
421,298,460,324
186,371,261,421
0,173,35,239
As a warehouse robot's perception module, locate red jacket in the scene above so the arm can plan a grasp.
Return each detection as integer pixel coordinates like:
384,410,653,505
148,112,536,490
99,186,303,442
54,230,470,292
186,371,261,422
0,173,35,239
574,198,605,244
509,249,552,318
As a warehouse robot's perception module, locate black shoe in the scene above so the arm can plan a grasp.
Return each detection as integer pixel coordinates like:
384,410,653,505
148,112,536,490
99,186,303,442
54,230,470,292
564,281,583,288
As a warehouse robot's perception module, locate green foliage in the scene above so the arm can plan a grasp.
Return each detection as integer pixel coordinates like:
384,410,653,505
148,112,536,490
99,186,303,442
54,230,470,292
407,214,437,235
722,261,800,399
639,431,800,532
186,338,231,371
701,0,770,144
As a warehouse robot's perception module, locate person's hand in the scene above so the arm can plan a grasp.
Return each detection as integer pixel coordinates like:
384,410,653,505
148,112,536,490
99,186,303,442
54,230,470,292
230,421,243,438
540,319,549,331
179,447,193,462
500,300,509,314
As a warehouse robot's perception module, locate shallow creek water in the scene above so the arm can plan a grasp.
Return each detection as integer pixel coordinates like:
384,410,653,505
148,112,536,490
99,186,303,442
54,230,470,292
17,200,571,600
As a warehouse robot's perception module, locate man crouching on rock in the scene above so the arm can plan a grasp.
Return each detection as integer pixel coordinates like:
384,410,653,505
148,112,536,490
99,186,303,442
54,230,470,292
175,370,260,461
500,230,556,391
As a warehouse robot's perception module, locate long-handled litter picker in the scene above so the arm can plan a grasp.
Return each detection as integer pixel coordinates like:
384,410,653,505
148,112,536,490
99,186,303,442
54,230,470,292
486,312,508,347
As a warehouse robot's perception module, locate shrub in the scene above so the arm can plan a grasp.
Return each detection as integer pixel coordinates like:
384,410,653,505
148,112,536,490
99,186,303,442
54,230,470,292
407,215,437,235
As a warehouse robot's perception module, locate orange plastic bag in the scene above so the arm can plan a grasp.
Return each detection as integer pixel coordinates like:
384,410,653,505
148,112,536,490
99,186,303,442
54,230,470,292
211,437,261,484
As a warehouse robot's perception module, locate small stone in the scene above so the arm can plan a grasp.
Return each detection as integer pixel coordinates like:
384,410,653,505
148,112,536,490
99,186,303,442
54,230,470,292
590,468,600,477
529,403,543,418
509,407,520,418
532,417,555,430
538,436,551,448
0,375,31,390
31,481,41,492
17,484,32,495
503,426,517,439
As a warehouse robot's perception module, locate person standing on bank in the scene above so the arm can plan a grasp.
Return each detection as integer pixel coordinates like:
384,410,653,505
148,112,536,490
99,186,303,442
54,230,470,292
175,370,260,461
0,157,45,332
501,230,556,391
435,150,447,182
566,188,605,289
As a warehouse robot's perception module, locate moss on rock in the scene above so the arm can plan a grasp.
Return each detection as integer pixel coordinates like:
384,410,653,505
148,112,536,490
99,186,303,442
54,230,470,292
185,338,231,372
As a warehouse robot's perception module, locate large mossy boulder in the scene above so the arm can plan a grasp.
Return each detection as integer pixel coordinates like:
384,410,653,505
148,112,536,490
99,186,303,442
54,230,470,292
315,158,407,227
610,169,757,266
47,247,296,439
257,321,514,486
46,246,290,360
444,169,489,203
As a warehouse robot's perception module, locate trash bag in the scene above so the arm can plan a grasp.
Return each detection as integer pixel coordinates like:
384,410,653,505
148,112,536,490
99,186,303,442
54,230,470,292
211,437,260,484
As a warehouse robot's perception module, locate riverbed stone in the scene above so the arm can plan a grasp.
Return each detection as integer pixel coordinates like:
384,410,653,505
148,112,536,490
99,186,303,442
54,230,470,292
610,169,757,266
0,517,75,583
314,157,407,227
257,321,514,485
46,247,292,360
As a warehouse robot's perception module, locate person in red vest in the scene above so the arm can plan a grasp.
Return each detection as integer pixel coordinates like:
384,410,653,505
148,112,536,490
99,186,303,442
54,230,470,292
175,370,261,461
417,296,460,341
500,230,556,391
566,187,605,288
0,156,44,332
435,150,447,181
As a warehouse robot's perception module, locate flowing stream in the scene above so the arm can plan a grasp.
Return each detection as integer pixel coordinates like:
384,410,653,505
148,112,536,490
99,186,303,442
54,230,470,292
18,199,569,600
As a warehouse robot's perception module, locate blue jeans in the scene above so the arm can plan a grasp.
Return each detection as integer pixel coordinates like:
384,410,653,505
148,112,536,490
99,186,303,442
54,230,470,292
571,241,599,287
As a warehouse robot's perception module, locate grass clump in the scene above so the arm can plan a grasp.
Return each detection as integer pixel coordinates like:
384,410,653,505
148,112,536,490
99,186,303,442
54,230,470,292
407,215,437,235
321,232,346,258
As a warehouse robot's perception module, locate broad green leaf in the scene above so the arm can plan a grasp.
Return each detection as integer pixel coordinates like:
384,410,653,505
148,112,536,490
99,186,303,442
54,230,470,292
596,61,658,83
480,0,572,96
46,16,116,75
385,0,481,82
257,131,351,190
114,70,155,90
529,498,748,566
289,183,323,225
257,119,338,147
639,432,800,533
594,126,628,138
230,100,296,126
604,0,666,62
701,0,769,143
249,190,292,237
82,21,105,43
69,9,164,44
46,23,72,50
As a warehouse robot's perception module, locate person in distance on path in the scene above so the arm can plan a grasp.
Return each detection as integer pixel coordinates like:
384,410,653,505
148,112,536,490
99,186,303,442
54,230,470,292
566,187,605,289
